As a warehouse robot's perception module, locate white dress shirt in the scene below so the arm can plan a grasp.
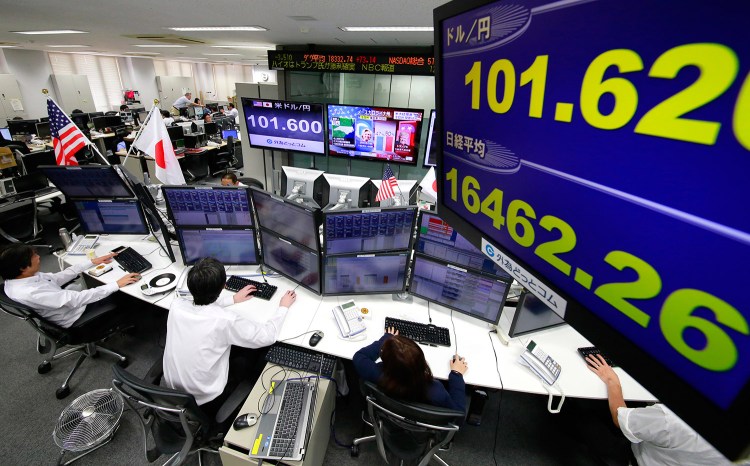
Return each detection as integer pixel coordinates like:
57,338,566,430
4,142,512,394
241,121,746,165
163,295,288,405
618,404,731,466
173,96,191,109
4,260,118,328
227,107,239,123
163,116,175,126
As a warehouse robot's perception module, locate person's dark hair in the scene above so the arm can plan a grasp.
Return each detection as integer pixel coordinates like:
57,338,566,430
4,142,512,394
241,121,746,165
221,172,238,184
378,335,433,402
228,103,235,109
71,109,84,114
120,105,129,111
0,244,36,280
11,116,23,120
187,257,226,305
161,110,171,118
194,98,201,104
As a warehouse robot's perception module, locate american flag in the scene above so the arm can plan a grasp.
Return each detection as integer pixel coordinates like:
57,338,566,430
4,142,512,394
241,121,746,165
47,98,87,166
375,164,399,202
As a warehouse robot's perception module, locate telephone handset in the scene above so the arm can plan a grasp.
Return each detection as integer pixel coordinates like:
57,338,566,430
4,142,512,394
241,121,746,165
519,340,561,385
332,300,366,338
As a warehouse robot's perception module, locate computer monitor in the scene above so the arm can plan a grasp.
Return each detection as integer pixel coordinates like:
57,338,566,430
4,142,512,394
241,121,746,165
162,186,253,227
73,199,149,235
40,165,134,199
70,113,91,129
250,188,320,251
241,98,326,155
373,179,418,207
409,254,512,326
222,129,238,140
88,112,104,118
21,150,56,173
137,111,149,125
280,166,327,208
192,120,205,134
194,106,205,119
166,125,184,142
323,252,409,296
423,109,437,168
205,103,219,113
499,290,566,338
92,115,124,131
322,173,372,210
323,206,417,255
127,178,176,263
260,229,321,294
415,212,512,280
7,119,39,136
35,122,51,140
0,128,11,141
186,106,196,119
176,228,259,266
204,122,218,136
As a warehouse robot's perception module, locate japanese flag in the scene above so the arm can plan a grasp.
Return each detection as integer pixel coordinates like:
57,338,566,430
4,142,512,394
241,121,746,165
132,108,186,185
419,167,437,202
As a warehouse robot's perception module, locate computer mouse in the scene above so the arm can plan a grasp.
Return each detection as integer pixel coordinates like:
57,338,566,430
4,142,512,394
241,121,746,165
309,331,324,347
233,413,257,430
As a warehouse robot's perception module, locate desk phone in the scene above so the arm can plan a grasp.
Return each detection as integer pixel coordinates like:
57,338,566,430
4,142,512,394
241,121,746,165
68,234,99,255
333,300,366,338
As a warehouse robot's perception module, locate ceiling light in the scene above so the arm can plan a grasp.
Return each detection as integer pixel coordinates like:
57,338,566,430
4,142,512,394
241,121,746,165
203,53,241,56
0,45,18,48
339,26,433,32
210,45,271,49
169,26,267,32
133,44,187,48
125,52,161,56
47,45,90,48
12,30,88,35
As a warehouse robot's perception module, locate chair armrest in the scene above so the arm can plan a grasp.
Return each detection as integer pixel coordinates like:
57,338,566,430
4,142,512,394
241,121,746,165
216,379,253,424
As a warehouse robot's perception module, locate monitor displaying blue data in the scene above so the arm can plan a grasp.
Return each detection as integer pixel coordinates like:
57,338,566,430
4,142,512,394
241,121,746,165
260,229,321,294
416,212,511,280
0,127,11,141
41,166,134,199
162,186,253,228
176,228,259,265
409,254,511,325
73,199,149,235
250,188,320,251
323,253,409,296
324,207,417,255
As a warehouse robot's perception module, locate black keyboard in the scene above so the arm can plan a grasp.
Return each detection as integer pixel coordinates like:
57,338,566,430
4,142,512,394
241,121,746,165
111,246,152,273
174,147,186,155
225,275,277,300
265,342,336,378
384,317,451,347
578,346,617,367
269,381,306,457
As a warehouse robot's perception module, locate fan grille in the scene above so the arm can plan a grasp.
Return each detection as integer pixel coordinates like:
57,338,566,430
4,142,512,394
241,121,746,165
53,389,124,452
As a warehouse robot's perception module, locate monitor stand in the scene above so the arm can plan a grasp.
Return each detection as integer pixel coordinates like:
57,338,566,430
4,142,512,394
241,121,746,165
392,291,412,303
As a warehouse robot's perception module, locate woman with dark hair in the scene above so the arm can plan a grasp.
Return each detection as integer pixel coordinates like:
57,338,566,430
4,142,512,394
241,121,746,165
353,328,467,411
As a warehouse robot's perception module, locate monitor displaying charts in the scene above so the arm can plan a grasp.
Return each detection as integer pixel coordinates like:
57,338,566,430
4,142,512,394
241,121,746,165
323,253,409,295
323,206,417,255
250,188,320,251
260,229,321,295
40,166,134,199
162,186,253,227
73,199,149,235
176,228,259,266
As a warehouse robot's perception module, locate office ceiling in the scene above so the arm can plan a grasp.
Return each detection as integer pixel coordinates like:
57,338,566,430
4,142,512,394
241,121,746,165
0,0,448,64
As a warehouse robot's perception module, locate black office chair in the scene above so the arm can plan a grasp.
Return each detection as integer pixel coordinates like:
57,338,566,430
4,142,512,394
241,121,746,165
0,288,128,399
238,178,264,190
351,381,464,466
104,111,119,116
209,150,232,176
0,196,44,245
112,361,252,466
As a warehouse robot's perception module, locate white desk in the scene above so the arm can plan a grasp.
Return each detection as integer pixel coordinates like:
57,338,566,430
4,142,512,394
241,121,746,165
64,235,656,402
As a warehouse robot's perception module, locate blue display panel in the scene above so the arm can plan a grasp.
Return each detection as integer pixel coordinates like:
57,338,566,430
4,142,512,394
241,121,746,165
250,188,320,251
327,104,423,165
41,166,133,199
162,186,253,228
260,229,322,295
73,199,149,235
240,98,325,154
177,228,259,265
323,253,409,295
324,207,417,255
435,0,750,457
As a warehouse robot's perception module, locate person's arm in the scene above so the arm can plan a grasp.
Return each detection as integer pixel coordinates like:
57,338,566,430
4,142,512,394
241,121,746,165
225,290,296,348
587,354,626,427
353,330,395,383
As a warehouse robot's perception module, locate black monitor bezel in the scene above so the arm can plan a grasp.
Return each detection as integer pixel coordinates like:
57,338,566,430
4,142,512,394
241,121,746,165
72,198,150,235
322,251,410,296
422,109,437,168
505,290,567,338
161,185,254,229
322,205,418,256
240,97,327,156
7,119,39,136
176,227,260,266
39,165,134,199
259,227,322,295
250,186,321,252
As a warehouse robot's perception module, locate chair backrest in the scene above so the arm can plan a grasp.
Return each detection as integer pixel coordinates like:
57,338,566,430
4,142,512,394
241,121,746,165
0,286,69,344
363,381,463,465
111,364,211,464
238,178,264,190
0,197,39,242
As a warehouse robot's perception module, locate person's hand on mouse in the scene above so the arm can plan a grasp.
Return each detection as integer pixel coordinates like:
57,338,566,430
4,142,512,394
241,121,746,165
233,285,257,303
280,290,297,308
450,354,468,374
116,273,140,287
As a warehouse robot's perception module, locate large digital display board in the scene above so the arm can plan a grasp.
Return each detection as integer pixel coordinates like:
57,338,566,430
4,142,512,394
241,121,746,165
240,98,325,154
435,0,749,459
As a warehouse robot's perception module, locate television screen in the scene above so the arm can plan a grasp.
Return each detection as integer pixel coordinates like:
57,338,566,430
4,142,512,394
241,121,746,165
324,206,417,255
250,188,320,251
162,186,253,228
423,110,437,167
260,229,321,294
73,199,149,235
240,98,325,155
327,104,423,165
40,166,133,199
177,228,259,265
323,253,409,295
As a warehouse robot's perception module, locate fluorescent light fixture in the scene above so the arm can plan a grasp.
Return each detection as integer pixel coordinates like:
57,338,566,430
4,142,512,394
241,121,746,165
169,26,267,32
0,46,18,48
210,45,272,49
203,53,241,56
125,52,161,56
133,44,187,48
13,30,88,35
339,26,433,32
47,45,90,48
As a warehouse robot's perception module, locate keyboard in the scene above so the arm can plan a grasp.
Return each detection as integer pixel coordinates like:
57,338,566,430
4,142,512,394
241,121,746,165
269,381,306,458
265,342,336,378
384,317,451,347
111,246,152,274
173,147,186,155
578,346,617,367
185,147,207,154
225,275,277,300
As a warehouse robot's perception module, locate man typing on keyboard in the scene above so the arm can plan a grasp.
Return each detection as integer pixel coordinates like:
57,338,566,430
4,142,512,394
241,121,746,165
163,257,297,425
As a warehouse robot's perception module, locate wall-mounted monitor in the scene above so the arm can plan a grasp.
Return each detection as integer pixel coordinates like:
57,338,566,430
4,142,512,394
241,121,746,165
323,206,417,255
260,229,321,295
177,228,259,266
250,188,320,251
499,290,566,338
423,109,437,167
240,98,325,155
161,186,253,228
322,173,372,210
373,179,418,207
409,254,511,326
323,253,409,296
327,104,423,165
40,166,134,199
73,199,149,235
280,166,327,208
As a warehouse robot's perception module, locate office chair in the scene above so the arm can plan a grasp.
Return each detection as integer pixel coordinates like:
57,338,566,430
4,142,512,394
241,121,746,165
104,111,119,116
0,288,128,399
0,196,44,244
112,361,252,466
223,136,243,175
209,149,232,177
238,178,264,190
351,381,464,466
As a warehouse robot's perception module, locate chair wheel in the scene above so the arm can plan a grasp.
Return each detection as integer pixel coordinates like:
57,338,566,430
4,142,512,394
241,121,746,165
350,445,359,457
117,358,129,368
56,386,70,399
38,361,52,374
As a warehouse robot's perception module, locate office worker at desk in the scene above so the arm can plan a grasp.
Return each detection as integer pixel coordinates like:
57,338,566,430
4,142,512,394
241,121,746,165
160,110,174,127
0,244,141,329
227,102,239,124
353,328,468,412
163,258,298,420
220,173,245,187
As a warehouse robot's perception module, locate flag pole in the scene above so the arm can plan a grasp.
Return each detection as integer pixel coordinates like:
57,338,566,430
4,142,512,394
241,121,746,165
123,101,159,167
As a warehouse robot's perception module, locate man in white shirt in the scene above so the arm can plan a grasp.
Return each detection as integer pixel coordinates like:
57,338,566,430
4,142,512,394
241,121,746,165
161,110,174,127
1,244,141,333
227,103,239,124
163,257,297,421
172,92,197,117
586,354,731,466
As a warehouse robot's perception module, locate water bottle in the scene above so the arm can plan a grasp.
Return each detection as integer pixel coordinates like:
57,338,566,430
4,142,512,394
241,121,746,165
58,228,72,249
